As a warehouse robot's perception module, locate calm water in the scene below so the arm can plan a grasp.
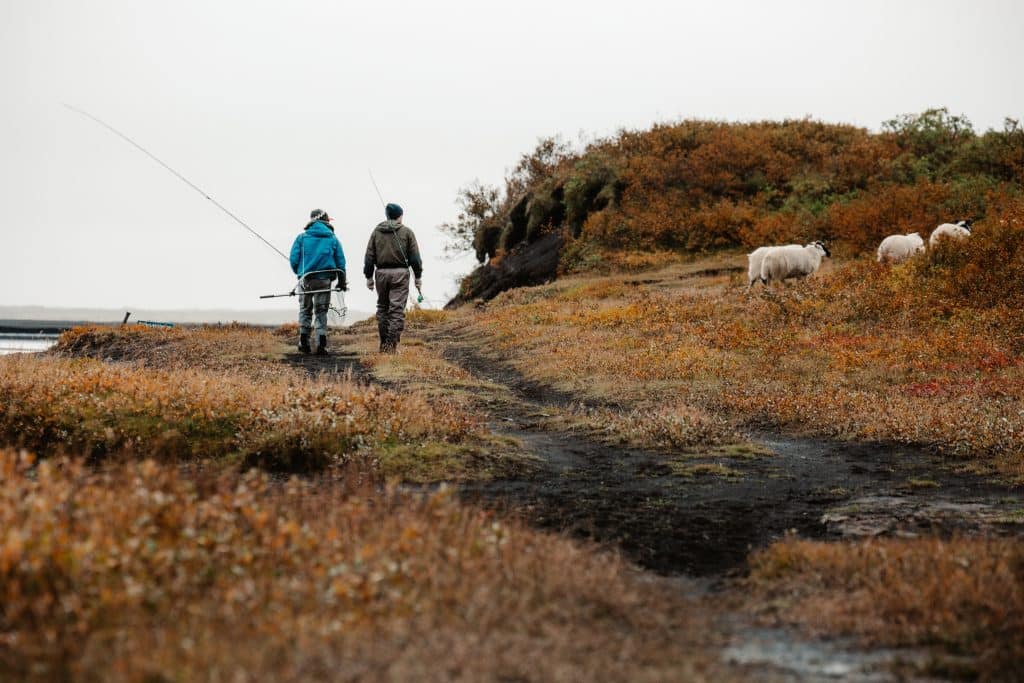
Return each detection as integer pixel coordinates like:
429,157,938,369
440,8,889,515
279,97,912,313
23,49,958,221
0,334,58,355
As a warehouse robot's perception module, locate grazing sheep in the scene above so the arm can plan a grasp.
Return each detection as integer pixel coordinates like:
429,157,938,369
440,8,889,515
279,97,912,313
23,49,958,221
877,232,925,263
929,219,973,247
759,241,831,284
747,244,800,287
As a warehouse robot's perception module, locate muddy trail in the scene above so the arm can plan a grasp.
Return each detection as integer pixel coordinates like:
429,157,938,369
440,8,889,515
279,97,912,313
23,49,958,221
283,325,1024,679
283,327,1023,577
283,347,371,382
422,330,1024,578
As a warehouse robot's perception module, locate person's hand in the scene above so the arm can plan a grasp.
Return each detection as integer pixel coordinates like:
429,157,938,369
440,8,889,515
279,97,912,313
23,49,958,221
414,278,422,290
366,279,375,291
337,281,348,292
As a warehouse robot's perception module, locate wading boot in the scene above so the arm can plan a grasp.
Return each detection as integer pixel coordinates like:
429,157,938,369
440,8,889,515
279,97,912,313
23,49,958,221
298,333,312,354
316,335,328,356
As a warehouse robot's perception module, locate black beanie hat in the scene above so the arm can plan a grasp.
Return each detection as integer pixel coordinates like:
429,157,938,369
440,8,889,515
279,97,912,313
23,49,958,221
385,203,403,220
310,208,330,222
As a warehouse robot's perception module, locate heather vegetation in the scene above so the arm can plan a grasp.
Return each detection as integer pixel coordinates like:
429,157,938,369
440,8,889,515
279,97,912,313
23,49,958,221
0,325,510,478
748,536,1024,680
0,451,712,681
443,109,1024,291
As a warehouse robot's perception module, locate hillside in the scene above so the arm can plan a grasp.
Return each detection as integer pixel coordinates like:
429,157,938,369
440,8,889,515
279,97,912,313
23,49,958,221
445,109,1024,303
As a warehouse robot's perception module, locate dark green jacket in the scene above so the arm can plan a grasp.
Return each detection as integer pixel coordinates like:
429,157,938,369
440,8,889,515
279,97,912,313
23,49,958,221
364,220,422,279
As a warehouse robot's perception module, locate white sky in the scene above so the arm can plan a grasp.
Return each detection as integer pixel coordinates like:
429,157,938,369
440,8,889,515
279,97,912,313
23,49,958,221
1,0,1022,314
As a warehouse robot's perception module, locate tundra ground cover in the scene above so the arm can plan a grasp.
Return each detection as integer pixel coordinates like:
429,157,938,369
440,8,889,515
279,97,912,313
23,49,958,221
746,536,1024,680
345,309,746,457
457,208,1024,479
0,325,515,479
0,451,718,682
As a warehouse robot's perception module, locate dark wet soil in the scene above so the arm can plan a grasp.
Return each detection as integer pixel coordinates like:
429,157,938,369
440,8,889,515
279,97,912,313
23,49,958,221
283,348,371,383
430,335,1023,577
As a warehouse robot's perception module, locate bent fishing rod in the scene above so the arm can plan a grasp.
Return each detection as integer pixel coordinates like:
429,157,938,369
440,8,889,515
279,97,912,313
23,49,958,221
64,104,347,319
63,104,289,262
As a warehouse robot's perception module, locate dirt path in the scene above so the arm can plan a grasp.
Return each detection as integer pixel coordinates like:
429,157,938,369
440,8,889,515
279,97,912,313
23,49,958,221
287,322,1024,680
284,322,1023,577
425,334,1022,576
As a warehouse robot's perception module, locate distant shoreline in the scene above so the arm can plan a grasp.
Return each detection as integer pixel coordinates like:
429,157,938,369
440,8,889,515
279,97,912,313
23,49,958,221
0,321,100,335
0,315,372,335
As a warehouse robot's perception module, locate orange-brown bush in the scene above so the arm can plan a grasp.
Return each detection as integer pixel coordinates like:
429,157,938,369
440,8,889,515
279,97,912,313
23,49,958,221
0,341,479,473
55,324,291,379
748,536,1024,680
824,180,951,253
0,451,707,681
450,110,1024,279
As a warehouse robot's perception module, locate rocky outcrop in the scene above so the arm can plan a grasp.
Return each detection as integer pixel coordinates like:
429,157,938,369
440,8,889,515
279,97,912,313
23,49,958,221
446,232,564,307
454,156,623,306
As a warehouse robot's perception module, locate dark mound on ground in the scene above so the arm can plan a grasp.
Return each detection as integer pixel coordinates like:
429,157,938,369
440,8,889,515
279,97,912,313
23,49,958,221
446,232,564,307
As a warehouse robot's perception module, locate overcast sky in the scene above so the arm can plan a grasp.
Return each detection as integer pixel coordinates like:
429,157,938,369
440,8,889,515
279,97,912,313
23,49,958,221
1,0,1021,315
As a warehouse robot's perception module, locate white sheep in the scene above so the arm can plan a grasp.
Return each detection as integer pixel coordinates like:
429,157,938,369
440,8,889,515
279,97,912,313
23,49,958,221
759,241,831,284
747,244,800,287
877,232,925,264
929,219,972,247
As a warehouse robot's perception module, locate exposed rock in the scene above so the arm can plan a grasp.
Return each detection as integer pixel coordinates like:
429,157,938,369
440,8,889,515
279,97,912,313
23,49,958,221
821,495,1024,538
447,232,564,307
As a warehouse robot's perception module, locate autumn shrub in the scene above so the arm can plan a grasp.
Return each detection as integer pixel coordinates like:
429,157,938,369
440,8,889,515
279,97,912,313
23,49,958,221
748,536,1024,680
0,353,478,472
448,109,1024,287
907,193,1024,313
0,451,707,681
569,403,735,452
824,180,950,253
55,324,292,380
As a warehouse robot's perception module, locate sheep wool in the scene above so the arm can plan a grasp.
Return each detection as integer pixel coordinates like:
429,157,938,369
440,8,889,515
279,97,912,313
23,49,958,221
877,232,925,263
760,242,830,284
747,244,800,287
929,220,972,247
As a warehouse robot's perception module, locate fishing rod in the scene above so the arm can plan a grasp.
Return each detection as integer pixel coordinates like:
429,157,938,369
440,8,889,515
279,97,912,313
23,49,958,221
63,104,289,262
368,168,387,208
65,104,347,322
368,168,424,305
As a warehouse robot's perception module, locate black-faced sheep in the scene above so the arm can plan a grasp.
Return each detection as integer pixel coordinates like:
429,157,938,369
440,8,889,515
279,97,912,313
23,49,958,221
877,232,925,263
759,241,831,284
747,245,800,287
929,219,972,247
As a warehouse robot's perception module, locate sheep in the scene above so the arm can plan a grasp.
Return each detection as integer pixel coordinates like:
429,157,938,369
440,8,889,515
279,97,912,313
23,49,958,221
877,232,925,263
747,244,800,287
929,219,972,247
759,241,831,284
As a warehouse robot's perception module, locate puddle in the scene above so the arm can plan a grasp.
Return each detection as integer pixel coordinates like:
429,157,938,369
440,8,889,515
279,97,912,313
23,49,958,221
723,628,932,682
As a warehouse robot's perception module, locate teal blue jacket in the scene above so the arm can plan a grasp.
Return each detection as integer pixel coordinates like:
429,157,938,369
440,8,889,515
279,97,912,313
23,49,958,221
290,221,346,280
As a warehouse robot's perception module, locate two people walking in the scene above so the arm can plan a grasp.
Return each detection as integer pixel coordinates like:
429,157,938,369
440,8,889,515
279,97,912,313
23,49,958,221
289,204,422,355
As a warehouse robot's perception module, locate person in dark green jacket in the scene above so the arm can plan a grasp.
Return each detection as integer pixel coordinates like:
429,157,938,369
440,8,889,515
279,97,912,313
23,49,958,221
364,203,421,353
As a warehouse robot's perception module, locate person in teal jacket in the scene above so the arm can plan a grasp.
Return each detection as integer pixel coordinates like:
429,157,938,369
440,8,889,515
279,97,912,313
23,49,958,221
289,209,347,354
